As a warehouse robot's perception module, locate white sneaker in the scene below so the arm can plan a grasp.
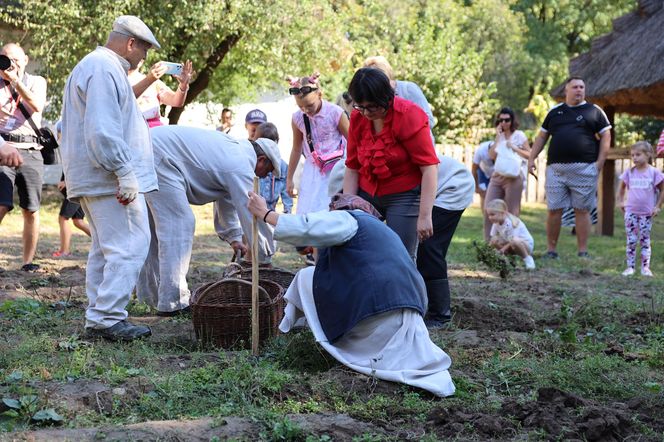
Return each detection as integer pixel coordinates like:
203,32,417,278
641,267,653,277
621,267,635,276
523,255,536,270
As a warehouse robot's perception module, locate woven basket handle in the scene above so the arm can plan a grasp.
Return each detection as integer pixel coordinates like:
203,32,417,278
223,250,243,279
195,278,270,304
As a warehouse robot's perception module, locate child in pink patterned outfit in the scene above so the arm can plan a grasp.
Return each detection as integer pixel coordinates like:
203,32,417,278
618,141,664,277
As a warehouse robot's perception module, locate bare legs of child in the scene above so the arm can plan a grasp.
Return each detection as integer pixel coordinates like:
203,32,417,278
54,216,91,257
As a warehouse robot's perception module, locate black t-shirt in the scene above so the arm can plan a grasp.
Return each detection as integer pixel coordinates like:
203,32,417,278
541,102,611,164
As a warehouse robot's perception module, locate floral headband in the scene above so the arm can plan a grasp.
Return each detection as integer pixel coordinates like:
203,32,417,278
285,72,321,88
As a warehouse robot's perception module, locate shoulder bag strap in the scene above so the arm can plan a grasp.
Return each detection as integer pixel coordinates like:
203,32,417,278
302,114,315,154
9,84,41,138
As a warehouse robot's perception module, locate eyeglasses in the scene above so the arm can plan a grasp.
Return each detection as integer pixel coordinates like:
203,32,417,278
289,86,318,96
496,118,512,123
352,103,383,113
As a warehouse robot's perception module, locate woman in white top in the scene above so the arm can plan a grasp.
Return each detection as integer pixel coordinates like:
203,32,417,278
483,107,531,240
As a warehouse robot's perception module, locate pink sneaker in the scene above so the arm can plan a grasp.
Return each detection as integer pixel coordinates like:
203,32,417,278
641,267,653,277
52,251,71,258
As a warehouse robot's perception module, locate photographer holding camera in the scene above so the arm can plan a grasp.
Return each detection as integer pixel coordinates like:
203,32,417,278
0,43,47,272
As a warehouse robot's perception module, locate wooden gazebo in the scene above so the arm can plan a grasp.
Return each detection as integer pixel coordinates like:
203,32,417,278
551,0,664,235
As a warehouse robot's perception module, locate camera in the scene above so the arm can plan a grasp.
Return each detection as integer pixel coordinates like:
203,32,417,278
0,54,11,71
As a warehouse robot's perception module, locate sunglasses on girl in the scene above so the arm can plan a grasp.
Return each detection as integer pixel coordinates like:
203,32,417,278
496,118,512,123
289,86,318,96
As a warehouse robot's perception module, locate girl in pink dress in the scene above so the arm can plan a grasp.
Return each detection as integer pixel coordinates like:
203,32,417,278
286,73,349,214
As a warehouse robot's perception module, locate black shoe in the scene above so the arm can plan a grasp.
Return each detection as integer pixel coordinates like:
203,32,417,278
577,251,591,259
156,305,191,317
21,263,40,272
543,251,559,259
425,318,452,329
84,320,152,342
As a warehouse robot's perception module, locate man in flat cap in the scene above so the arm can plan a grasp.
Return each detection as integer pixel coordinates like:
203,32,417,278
60,15,161,341
136,126,282,316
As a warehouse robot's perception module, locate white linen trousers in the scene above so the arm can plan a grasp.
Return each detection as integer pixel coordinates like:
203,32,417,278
80,194,150,329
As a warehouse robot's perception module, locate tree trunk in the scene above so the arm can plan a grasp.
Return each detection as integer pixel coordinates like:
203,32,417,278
167,33,242,124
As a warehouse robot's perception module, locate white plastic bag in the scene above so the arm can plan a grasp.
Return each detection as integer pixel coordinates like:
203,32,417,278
493,140,521,178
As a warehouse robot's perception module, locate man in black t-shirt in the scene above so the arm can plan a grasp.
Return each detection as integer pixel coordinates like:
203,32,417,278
528,77,611,259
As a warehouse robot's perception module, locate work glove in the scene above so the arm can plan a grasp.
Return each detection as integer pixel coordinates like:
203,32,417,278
116,170,139,205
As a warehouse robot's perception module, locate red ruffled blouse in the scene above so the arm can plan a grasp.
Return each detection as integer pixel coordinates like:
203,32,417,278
346,96,439,196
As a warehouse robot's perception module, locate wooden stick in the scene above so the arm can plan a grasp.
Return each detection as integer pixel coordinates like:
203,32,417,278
251,176,260,356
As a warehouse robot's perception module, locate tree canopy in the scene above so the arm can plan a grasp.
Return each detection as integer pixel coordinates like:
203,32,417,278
1,0,648,144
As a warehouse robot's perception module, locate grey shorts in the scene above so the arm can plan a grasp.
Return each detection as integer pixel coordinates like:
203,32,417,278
545,162,598,211
0,149,44,212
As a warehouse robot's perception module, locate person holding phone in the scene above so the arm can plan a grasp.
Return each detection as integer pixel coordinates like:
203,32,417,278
129,59,193,127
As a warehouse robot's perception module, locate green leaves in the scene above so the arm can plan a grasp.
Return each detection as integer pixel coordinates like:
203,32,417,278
31,408,64,423
1,396,63,426
2,398,22,410
1,0,638,140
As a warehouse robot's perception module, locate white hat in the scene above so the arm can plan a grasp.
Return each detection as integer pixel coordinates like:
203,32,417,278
254,138,282,179
112,15,161,49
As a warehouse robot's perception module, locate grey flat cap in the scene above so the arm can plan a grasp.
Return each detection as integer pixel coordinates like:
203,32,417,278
112,15,161,49
254,138,283,179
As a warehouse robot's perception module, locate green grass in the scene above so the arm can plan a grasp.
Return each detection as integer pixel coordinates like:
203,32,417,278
1,189,664,439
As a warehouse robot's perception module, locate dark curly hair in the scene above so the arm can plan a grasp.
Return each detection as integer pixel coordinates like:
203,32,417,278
495,107,519,132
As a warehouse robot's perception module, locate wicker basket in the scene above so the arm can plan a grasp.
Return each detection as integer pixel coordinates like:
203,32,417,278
232,268,295,317
191,278,284,349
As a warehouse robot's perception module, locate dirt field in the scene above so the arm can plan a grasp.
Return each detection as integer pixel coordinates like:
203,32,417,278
1,194,663,441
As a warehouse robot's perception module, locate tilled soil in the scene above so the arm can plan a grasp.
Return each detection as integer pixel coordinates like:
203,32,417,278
1,250,663,440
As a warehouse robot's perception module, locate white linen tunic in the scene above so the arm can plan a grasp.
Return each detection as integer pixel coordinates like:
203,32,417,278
435,154,475,211
60,46,156,329
136,126,275,312
275,210,456,397
60,47,157,198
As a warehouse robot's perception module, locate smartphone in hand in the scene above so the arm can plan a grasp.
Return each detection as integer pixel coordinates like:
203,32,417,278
161,62,183,76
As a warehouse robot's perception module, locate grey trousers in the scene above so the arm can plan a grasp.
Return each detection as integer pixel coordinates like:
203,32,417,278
136,184,195,312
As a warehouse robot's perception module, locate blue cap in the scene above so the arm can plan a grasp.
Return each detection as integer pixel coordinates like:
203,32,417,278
245,109,267,124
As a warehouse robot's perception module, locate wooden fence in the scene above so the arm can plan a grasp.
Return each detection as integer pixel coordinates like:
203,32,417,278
438,144,664,205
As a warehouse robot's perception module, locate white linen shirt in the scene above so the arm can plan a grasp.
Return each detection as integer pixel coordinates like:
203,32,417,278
434,154,475,211
150,125,276,260
60,47,157,198
274,210,359,248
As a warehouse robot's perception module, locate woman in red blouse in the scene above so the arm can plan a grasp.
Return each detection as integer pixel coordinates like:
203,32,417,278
343,68,439,259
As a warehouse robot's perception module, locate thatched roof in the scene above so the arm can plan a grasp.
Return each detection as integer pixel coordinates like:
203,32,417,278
551,0,664,117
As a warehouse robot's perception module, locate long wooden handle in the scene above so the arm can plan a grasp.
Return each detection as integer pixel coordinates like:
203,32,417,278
251,177,260,355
